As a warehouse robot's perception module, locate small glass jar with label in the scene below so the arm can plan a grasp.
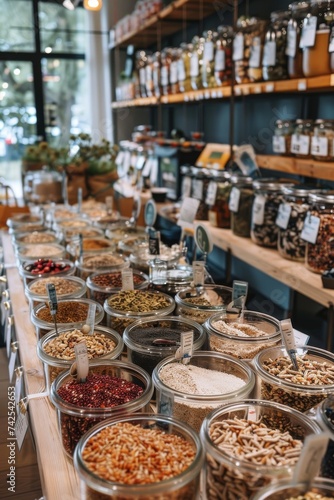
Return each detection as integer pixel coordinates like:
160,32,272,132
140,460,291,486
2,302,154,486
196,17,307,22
311,119,334,161
180,165,193,199
233,17,256,84
160,48,172,96
251,179,291,247
170,47,180,94
178,43,192,93
286,1,310,78
272,119,295,156
136,50,148,98
207,171,231,229
277,185,319,261
247,19,268,82
190,36,204,90
214,25,233,86
305,192,334,273
302,0,333,77
145,52,154,97
202,30,216,88
191,167,211,221
152,51,161,97
262,10,290,81
229,176,254,238
290,119,313,158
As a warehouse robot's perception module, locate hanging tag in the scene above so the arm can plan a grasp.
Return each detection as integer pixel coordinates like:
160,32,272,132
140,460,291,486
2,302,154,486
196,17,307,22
142,157,153,178
276,203,292,229
291,134,310,155
301,213,320,244
175,331,194,364
294,328,310,346
195,224,213,255
192,179,204,200
136,155,146,170
193,261,205,286
214,49,225,71
150,158,159,186
46,283,58,316
232,280,248,306
205,181,218,206
181,176,192,199
299,16,317,48
15,405,29,451
144,199,157,228
228,187,241,213
286,24,297,57
74,341,89,383
233,33,244,61
6,315,14,359
8,341,18,384
177,197,200,228
311,136,328,157
15,366,24,408
252,194,266,226
262,40,276,66
84,303,96,335
293,434,330,485
122,268,134,290
1,289,9,326
77,188,82,213
106,196,113,214
272,135,286,153
249,37,261,68
148,230,161,255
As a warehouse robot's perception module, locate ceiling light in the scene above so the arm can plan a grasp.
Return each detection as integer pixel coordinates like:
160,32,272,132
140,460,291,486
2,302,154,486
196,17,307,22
83,0,103,11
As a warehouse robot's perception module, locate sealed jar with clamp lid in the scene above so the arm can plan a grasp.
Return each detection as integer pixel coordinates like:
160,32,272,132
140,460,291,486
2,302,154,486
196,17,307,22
262,10,290,81
233,17,259,84
286,1,310,78
214,25,233,86
290,118,313,157
305,192,334,273
160,48,172,96
206,170,231,229
311,119,334,161
272,119,295,156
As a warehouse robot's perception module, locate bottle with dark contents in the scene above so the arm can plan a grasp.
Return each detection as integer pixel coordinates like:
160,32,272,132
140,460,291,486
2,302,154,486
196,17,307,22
233,17,254,84
207,170,232,229
136,50,148,98
229,176,254,238
178,43,192,93
286,1,310,78
263,10,290,81
152,51,161,97
145,52,154,98
311,119,334,161
191,167,211,221
214,25,233,86
170,47,180,94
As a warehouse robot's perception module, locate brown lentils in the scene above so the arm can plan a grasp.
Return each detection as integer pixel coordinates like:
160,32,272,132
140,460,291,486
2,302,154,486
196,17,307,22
36,301,90,323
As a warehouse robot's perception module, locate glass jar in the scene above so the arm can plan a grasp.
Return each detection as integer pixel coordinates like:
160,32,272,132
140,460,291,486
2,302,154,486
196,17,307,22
254,345,334,412
73,413,203,499
262,10,290,81
191,167,211,221
229,175,254,237
201,400,320,500
86,269,149,305
50,359,153,457
290,118,313,157
311,118,334,161
205,310,281,361
136,50,147,98
214,25,233,86
19,257,75,287
160,48,171,96
253,478,334,500
190,36,204,90
277,185,319,261
129,242,182,274
170,47,180,94
153,352,255,433
202,30,216,88
247,19,268,82
286,1,310,78
145,52,154,97
272,119,295,155
305,192,334,273
206,170,231,228
178,43,192,93
152,51,161,97
16,242,66,264
251,180,289,248
233,17,255,84
25,275,87,312
124,316,206,376
302,0,333,77
75,252,129,280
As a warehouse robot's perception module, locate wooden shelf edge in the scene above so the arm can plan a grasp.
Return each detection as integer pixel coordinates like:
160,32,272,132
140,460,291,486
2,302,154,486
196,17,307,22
256,155,334,181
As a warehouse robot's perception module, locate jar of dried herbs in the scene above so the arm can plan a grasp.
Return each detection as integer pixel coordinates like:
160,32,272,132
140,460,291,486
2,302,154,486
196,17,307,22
229,176,254,238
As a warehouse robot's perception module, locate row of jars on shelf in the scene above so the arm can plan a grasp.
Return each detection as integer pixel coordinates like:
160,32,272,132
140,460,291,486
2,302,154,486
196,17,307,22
181,168,334,274
117,0,334,101
273,118,334,161
113,0,164,42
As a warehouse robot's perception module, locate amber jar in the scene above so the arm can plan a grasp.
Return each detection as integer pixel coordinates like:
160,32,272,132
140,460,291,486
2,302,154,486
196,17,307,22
286,1,310,78
302,0,333,77
311,119,334,161
206,171,231,229
161,48,172,96
190,36,204,90
202,30,216,88
263,10,289,81
290,119,313,157
272,119,295,155
247,19,268,82
214,25,233,86
229,176,254,238
178,43,192,93
152,51,161,97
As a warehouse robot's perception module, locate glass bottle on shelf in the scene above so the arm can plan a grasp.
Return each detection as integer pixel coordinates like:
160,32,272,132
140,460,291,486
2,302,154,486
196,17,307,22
190,36,204,90
301,0,334,77
152,51,161,97
229,176,254,238
214,25,233,86
262,10,290,81
286,1,310,78
247,19,268,82
206,171,232,229
202,30,216,88
272,119,295,156
233,17,251,84
170,48,180,94
136,50,148,98
160,48,172,96
145,52,154,98
290,119,313,158
311,119,334,161
178,43,192,93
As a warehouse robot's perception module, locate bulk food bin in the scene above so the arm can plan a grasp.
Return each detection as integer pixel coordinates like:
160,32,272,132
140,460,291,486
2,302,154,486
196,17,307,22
86,269,149,305
25,275,86,312
20,258,75,287
253,478,334,500
175,284,232,324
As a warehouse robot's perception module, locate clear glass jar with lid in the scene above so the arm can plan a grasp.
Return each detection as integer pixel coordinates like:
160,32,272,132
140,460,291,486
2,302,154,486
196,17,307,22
277,185,319,261
290,118,313,157
145,52,154,97
160,48,172,96
191,167,211,221
272,119,295,155
311,119,334,161
247,19,268,82
178,43,192,92
206,170,231,229
305,192,334,273
229,175,254,237
169,47,180,94
152,51,161,97
302,0,334,77
233,17,258,84
262,10,290,81
286,1,310,78
136,50,148,98
214,25,233,86
190,36,204,90
202,30,216,88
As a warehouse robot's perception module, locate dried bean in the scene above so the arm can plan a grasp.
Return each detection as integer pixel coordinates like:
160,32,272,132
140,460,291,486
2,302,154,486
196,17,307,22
251,192,284,247
30,277,81,296
106,290,171,313
36,301,90,323
278,202,309,261
306,213,334,273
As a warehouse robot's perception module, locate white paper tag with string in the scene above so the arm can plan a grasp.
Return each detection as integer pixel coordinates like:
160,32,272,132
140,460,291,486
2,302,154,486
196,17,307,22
292,433,330,485
8,341,18,384
193,261,205,286
84,303,96,335
122,268,134,290
175,331,194,365
301,213,320,244
15,406,29,451
74,341,89,382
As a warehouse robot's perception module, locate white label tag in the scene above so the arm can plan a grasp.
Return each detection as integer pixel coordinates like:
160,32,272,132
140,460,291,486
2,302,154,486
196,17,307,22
273,135,286,154
122,268,134,290
249,37,261,68
205,181,218,205
6,318,12,358
262,40,276,66
182,176,192,198
293,328,310,346
74,341,89,383
300,16,317,48
161,66,169,86
170,61,178,84
150,158,159,185
145,64,152,83
233,33,244,61
280,318,296,352
15,408,29,451
177,59,186,81
142,157,153,177
203,41,214,61
229,187,241,212
8,347,17,384
190,54,199,77
311,136,328,157
85,303,96,335
214,50,225,71
15,368,23,408
301,213,320,244
232,280,248,306
276,203,292,229
252,194,266,226
286,25,297,57
192,179,204,200
175,331,194,364
293,434,331,485
193,261,205,286
178,197,200,228
136,155,146,170
290,134,310,155
123,150,131,174
115,151,124,166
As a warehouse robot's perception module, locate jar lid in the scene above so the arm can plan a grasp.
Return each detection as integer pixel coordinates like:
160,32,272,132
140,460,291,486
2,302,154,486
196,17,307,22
289,0,310,14
230,174,254,185
253,179,294,191
314,118,334,126
270,10,290,22
295,119,314,125
308,192,334,203
282,185,321,197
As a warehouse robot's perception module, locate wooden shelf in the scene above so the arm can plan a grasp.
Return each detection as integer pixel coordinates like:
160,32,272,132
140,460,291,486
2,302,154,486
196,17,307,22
111,96,158,109
257,155,334,182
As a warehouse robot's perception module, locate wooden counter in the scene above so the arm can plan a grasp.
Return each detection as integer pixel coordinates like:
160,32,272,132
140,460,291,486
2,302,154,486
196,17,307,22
2,232,79,500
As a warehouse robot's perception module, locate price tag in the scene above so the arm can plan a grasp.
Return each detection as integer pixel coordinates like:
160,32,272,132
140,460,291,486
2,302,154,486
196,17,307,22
297,79,307,91
301,212,320,244
293,434,330,485
192,179,203,200
74,341,89,383
233,33,244,61
205,181,218,206
77,188,82,213
15,406,29,451
15,367,23,408
85,303,96,335
299,16,317,48
311,136,328,157
175,331,194,364
178,59,186,81
265,83,274,92
293,328,310,346
177,197,200,228
276,203,292,229
148,230,161,255
195,223,213,254
228,187,241,213
262,41,276,66
290,134,310,155
8,342,18,383
122,268,134,290
286,25,297,57
193,261,205,286
281,318,297,352
252,194,266,226
203,41,214,61
46,283,58,316
170,61,178,84
144,199,157,227
181,176,192,198
232,280,248,306
249,37,261,68
329,26,334,52
272,135,286,154
190,54,199,77
159,390,174,415
150,158,159,185
214,50,225,71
